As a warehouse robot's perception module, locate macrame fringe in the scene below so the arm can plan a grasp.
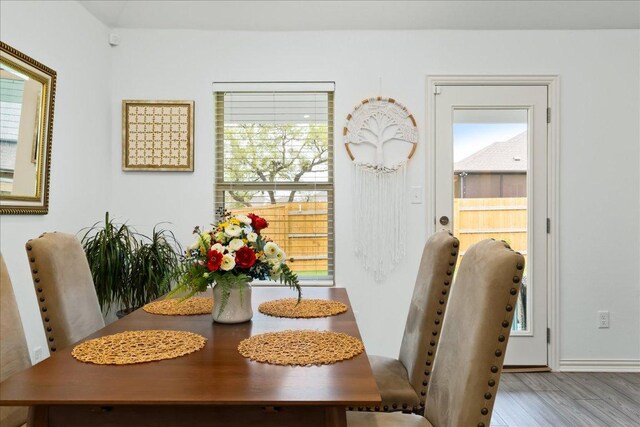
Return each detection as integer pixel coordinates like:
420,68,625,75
353,161,407,281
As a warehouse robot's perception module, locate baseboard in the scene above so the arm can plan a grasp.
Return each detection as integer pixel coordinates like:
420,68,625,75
558,359,640,372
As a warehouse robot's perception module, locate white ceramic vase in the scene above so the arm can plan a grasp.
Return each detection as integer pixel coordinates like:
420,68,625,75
212,282,253,323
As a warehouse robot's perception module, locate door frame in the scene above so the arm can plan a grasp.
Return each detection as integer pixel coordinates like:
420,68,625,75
425,75,560,370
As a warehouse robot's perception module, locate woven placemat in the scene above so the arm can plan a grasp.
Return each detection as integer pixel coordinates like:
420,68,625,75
238,330,364,366
72,330,206,365
258,298,348,318
143,297,213,316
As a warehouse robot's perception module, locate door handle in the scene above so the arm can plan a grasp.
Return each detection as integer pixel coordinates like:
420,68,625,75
439,216,449,226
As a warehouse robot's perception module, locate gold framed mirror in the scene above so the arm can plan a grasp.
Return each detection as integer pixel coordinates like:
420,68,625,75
0,41,56,214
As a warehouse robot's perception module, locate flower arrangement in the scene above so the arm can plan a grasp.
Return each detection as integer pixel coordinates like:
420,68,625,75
167,212,301,315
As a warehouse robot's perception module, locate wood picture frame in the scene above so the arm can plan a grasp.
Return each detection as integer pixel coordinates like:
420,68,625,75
122,100,194,171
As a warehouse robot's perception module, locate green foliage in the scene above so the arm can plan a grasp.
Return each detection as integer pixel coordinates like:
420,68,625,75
278,264,301,304
129,225,181,310
81,213,180,313
224,123,328,207
81,212,134,311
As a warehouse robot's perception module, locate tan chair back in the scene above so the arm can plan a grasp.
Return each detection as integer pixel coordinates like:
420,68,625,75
26,232,105,353
398,231,459,407
425,239,524,427
0,254,31,427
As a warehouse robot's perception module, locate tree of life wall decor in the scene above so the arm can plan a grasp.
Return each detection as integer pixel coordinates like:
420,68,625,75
122,100,194,171
344,97,418,281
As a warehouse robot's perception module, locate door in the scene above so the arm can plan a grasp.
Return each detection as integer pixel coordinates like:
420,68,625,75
434,85,548,366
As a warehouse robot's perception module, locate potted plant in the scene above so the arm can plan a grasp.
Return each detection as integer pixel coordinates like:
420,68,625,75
81,213,180,317
166,211,301,323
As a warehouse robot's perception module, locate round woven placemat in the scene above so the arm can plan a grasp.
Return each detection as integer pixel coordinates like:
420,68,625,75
72,330,206,365
238,330,364,366
258,298,348,318
143,297,213,316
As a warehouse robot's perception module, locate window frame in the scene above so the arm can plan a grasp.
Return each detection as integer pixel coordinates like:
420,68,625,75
213,89,335,285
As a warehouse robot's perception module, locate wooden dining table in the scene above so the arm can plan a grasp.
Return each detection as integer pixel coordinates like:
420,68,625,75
0,287,381,427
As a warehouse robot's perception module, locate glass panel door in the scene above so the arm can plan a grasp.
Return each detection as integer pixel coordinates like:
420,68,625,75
435,85,548,366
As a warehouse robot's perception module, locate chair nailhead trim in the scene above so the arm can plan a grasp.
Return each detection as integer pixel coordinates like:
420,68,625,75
513,276,520,283
502,320,509,327
28,237,59,356
478,423,485,427
510,288,517,295
422,380,428,386
481,408,489,415
488,379,495,387
506,305,513,312
484,392,492,400
495,350,502,357
498,335,505,342
491,366,498,373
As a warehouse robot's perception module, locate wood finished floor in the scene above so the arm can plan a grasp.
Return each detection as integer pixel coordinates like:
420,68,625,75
491,373,640,426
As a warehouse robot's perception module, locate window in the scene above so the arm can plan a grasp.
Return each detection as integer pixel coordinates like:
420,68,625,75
214,83,334,283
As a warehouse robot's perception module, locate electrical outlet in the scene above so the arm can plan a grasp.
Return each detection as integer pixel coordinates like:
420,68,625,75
598,311,609,328
32,346,44,363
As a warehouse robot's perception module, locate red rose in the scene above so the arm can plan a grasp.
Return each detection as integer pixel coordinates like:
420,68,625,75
207,249,223,271
235,246,257,269
247,213,269,233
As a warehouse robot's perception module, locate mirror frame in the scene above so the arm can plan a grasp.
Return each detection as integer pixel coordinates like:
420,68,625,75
0,41,56,215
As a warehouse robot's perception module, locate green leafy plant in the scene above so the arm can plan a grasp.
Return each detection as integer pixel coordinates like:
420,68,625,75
81,213,180,315
128,225,181,313
81,212,135,312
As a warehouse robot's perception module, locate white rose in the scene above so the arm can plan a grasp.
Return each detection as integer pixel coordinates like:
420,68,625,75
224,224,242,238
220,254,236,271
235,214,252,225
270,263,282,278
228,238,245,252
243,225,253,235
263,242,280,258
211,243,225,253
247,232,258,243
275,249,285,262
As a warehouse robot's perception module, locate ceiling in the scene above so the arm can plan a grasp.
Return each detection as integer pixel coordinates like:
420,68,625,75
79,1,640,31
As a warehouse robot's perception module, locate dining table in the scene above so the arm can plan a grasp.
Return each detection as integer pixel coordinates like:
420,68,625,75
0,287,381,427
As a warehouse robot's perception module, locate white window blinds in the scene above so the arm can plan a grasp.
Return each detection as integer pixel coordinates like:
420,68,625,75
214,84,334,283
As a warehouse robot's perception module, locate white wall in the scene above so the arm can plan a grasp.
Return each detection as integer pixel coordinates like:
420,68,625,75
0,1,112,362
108,29,640,366
1,4,638,368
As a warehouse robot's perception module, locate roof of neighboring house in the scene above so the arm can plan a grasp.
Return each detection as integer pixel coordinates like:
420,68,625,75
454,131,527,173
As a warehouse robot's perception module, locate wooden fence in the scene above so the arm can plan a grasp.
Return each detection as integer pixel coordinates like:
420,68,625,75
453,197,528,266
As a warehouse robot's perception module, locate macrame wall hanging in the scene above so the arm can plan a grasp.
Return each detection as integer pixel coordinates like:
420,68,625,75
344,97,418,281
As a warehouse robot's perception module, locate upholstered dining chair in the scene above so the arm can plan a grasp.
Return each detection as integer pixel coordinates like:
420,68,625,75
25,232,105,353
355,231,459,414
348,238,525,427
1,254,30,427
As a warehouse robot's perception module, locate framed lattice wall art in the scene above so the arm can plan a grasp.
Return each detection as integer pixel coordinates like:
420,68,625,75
122,100,194,171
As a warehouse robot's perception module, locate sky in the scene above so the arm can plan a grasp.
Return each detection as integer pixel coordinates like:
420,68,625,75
453,123,527,162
